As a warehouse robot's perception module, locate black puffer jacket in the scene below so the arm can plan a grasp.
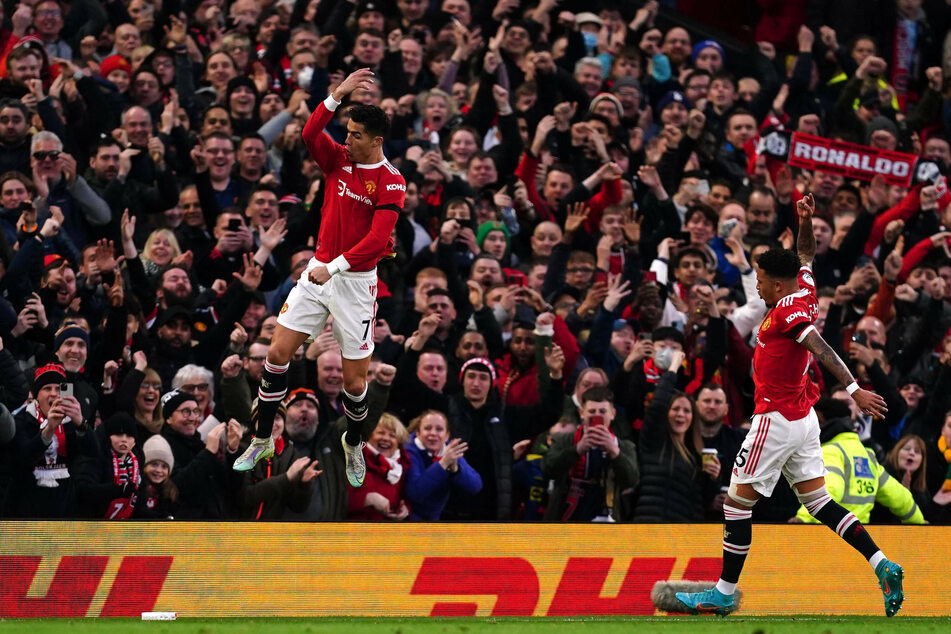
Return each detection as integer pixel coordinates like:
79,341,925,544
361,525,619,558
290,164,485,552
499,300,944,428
634,371,704,522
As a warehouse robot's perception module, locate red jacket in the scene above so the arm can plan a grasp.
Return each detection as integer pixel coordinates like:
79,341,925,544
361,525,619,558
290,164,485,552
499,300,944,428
346,447,411,520
494,316,580,407
514,152,622,230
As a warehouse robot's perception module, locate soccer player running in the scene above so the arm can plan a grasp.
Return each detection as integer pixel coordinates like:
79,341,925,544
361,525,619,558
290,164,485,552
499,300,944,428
234,68,406,488
676,194,904,617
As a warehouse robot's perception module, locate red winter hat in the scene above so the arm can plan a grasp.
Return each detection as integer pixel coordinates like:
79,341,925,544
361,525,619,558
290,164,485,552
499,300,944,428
33,363,66,393
100,54,131,79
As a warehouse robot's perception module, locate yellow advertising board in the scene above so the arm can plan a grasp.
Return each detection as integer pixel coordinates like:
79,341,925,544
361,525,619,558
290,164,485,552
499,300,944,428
0,522,947,617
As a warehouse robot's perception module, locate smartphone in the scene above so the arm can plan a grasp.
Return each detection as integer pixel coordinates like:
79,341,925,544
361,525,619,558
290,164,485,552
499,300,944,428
678,231,692,243
227,218,241,232
507,271,527,287
589,415,604,427
697,180,710,196
719,217,739,239
642,271,658,284
851,331,868,346
60,383,74,399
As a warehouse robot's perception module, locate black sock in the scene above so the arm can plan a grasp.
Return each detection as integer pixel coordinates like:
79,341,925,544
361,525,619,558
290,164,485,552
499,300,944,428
254,359,289,438
716,504,752,593
342,384,368,446
810,495,881,561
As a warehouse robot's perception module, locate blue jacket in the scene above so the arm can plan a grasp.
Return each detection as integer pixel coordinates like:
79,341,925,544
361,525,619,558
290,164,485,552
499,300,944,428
405,433,482,521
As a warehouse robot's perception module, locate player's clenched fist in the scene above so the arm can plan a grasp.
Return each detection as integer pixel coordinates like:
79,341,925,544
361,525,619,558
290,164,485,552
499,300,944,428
308,265,331,285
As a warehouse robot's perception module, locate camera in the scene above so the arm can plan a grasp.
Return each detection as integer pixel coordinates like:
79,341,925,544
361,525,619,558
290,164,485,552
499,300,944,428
851,331,868,346
60,383,74,399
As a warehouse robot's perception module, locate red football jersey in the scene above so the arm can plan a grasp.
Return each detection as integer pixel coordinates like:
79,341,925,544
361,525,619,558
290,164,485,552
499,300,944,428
752,266,821,420
302,98,405,272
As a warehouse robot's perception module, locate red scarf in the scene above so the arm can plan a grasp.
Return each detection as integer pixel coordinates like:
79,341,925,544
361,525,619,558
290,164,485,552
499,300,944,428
562,424,616,520
105,450,139,519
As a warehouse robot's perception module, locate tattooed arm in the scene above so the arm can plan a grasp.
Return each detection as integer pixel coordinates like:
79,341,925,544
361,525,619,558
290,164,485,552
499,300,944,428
796,193,817,268
799,328,888,418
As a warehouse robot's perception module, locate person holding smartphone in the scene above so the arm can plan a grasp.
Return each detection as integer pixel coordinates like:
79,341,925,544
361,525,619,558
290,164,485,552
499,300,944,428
8,364,96,518
541,386,639,522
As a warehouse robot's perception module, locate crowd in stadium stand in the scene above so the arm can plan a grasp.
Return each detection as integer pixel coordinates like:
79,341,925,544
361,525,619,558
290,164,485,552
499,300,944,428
0,0,950,524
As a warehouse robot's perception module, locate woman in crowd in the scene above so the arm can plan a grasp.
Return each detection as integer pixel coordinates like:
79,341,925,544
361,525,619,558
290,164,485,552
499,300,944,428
347,414,412,521
405,410,481,520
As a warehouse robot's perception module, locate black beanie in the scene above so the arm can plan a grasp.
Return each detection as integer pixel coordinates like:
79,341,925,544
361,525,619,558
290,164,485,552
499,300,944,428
161,389,197,419
33,363,66,393
104,412,137,437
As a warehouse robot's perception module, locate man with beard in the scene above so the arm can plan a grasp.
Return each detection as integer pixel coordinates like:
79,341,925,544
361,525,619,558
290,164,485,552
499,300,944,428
0,100,31,174
147,260,264,389
695,383,746,518
745,187,779,241
191,131,240,214
494,312,577,409
85,136,177,241
662,27,692,76
282,366,394,521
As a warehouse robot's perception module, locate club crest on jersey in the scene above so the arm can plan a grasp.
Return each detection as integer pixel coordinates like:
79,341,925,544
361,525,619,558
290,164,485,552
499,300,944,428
280,303,289,314
364,180,376,194
801,271,814,286
761,316,771,331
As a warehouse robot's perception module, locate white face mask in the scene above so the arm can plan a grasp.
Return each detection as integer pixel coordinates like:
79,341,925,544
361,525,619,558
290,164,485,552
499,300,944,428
296,66,314,91
653,346,672,371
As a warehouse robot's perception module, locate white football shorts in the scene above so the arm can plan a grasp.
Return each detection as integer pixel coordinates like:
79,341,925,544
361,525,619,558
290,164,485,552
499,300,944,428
277,258,377,360
730,407,826,497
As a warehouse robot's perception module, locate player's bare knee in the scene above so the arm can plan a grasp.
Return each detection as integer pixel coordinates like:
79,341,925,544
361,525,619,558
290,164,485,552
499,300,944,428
727,482,759,507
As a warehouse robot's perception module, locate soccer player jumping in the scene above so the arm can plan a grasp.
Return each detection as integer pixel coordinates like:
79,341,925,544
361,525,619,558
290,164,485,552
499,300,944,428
676,194,904,617
234,68,406,488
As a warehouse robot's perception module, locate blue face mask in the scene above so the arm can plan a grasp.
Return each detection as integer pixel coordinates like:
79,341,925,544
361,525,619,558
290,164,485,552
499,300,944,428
582,31,599,50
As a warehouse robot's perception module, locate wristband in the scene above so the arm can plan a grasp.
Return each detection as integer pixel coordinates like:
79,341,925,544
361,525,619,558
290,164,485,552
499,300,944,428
846,381,860,395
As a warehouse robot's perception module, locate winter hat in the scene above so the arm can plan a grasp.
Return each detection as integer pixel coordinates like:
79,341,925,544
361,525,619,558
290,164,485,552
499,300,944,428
33,363,66,393
160,389,197,419
656,90,691,113
691,39,725,64
54,325,89,352
143,435,174,471
459,357,497,383
225,75,258,104
283,387,319,409
104,412,137,437
589,92,624,118
613,319,634,332
100,54,131,78
475,220,510,252
612,77,641,92
866,116,899,144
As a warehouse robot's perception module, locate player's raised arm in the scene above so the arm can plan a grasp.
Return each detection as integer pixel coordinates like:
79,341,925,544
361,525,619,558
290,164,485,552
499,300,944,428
330,68,376,103
798,328,887,418
796,193,817,268
302,69,377,171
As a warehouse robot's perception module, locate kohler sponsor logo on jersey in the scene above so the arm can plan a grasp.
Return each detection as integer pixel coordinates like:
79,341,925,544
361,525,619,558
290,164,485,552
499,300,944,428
337,180,372,205
386,183,405,192
785,310,809,324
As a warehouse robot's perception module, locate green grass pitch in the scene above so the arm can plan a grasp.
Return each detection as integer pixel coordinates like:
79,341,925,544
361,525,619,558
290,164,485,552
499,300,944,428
1,617,950,633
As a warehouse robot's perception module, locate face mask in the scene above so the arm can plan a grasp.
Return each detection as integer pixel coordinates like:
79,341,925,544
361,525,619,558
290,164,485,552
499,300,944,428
654,347,672,371
582,31,599,50
296,66,314,91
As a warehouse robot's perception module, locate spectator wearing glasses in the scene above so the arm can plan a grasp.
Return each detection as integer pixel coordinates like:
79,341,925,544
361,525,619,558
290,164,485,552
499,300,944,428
32,0,70,60
29,131,110,248
159,388,242,518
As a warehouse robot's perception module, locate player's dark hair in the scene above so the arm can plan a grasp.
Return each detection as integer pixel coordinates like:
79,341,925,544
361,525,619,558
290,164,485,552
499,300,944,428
581,386,614,404
755,248,801,280
348,104,390,139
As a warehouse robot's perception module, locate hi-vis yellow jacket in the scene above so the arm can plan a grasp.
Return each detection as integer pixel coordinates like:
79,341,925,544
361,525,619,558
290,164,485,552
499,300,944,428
796,431,925,524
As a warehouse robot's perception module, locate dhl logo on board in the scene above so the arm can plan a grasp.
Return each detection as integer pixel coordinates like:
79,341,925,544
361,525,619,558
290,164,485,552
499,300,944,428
1,523,948,617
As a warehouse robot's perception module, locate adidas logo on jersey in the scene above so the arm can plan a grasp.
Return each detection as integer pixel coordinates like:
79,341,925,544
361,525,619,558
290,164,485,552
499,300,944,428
359,343,369,351
343,166,352,173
